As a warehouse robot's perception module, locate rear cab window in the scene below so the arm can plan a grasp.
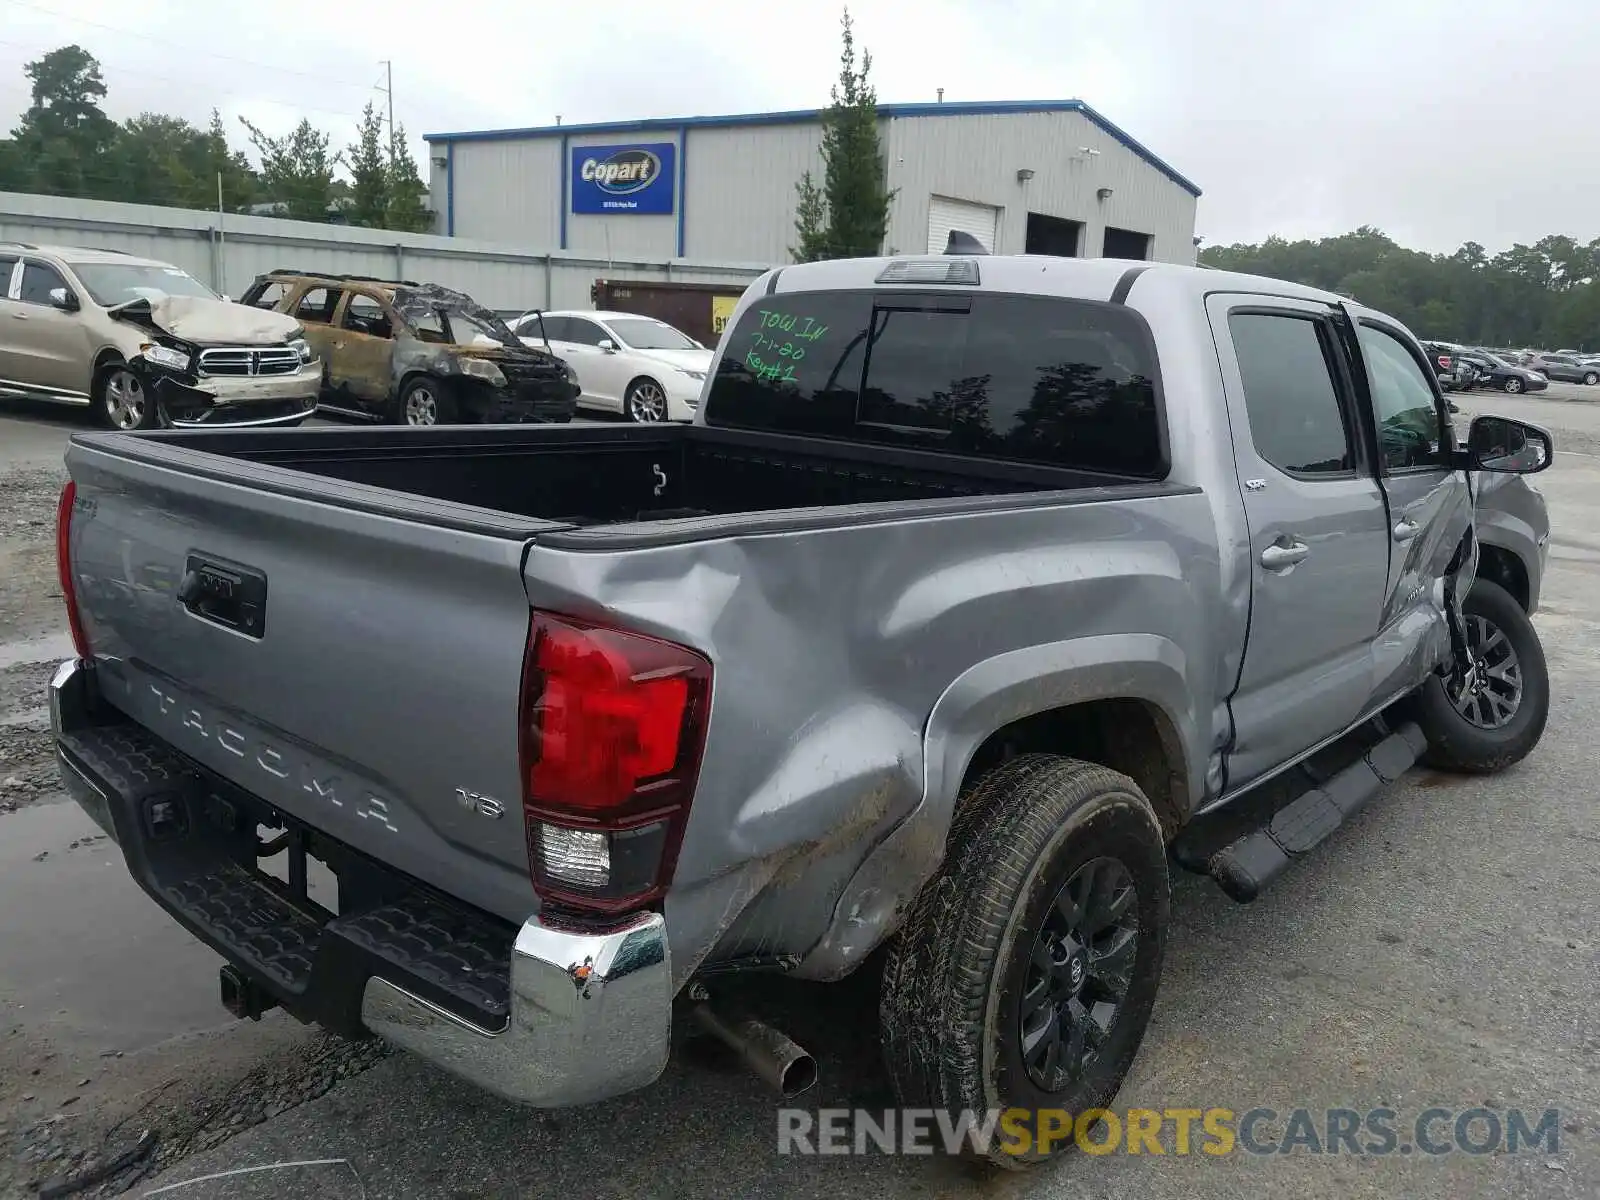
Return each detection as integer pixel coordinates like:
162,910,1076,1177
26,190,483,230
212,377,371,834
704,290,1166,478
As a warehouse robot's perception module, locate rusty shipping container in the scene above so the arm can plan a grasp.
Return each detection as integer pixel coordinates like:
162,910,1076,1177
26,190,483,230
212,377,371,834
590,279,747,348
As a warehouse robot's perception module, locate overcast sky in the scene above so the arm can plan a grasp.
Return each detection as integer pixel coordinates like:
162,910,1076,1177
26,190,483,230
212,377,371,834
1,0,1591,254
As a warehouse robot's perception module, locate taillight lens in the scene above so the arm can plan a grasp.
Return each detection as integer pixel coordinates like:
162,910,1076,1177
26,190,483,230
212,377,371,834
56,481,91,660
1438,355,1451,369
519,609,711,912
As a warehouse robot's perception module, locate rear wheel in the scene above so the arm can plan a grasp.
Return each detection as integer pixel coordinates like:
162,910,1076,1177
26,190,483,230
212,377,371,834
397,377,458,426
95,364,159,430
1409,579,1548,773
880,755,1169,1168
1584,371,1598,386
625,378,668,423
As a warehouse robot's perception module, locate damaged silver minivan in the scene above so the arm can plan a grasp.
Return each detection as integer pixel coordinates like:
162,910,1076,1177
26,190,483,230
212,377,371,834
0,243,321,429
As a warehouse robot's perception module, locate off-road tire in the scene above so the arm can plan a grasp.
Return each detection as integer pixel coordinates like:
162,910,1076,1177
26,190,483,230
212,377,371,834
880,754,1169,1168
1409,579,1549,773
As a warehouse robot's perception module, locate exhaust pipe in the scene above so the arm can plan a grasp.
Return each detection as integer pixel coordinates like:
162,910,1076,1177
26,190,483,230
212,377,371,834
691,1004,818,1098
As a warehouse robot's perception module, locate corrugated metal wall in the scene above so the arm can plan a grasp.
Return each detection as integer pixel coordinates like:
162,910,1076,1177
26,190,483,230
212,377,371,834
883,112,1198,264
0,191,766,316
443,138,562,246
683,122,824,263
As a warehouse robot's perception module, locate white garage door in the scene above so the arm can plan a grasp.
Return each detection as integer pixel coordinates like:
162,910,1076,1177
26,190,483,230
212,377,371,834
927,195,1000,254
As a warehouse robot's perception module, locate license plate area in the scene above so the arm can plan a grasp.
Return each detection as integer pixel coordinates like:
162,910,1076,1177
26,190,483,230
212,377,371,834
179,553,267,638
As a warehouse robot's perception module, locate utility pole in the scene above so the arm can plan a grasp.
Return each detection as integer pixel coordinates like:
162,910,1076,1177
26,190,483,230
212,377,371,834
378,60,396,158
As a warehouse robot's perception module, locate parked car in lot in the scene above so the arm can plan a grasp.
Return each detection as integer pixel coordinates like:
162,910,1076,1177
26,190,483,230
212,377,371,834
0,242,320,429
510,309,709,421
241,270,580,425
1530,353,1600,385
1467,350,1550,394
52,252,1552,1167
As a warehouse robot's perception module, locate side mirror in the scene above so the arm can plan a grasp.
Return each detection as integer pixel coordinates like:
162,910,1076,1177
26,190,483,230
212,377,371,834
597,338,617,352
1464,415,1553,474
49,287,79,312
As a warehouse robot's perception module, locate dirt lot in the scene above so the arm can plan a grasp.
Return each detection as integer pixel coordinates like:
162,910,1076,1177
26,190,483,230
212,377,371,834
1,399,1596,1199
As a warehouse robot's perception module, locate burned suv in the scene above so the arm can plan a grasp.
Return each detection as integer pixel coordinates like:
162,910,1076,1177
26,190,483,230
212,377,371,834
241,270,580,425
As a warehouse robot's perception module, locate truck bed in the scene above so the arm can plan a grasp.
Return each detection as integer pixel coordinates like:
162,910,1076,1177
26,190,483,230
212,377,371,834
99,422,1153,544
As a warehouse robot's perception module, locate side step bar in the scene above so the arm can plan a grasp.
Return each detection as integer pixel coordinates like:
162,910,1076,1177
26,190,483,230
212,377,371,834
1201,721,1428,903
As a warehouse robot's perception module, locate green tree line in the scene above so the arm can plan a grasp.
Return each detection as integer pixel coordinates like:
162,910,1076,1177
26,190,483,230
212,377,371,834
1200,226,1600,350
0,45,431,232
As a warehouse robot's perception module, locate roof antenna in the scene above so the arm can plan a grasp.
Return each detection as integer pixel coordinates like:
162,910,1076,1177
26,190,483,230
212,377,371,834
945,230,988,256
936,87,944,103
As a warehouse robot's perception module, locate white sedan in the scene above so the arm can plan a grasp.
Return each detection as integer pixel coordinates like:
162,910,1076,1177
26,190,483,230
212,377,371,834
509,309,710,422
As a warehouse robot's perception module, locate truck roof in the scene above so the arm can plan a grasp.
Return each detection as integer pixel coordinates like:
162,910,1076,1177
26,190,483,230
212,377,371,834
767,254,1345,310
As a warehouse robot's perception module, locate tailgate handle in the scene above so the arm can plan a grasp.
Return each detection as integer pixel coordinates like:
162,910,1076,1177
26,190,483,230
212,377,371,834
179,554,268,638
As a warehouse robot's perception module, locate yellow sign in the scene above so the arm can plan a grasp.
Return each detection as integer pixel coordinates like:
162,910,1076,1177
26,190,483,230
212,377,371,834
711,295,738,336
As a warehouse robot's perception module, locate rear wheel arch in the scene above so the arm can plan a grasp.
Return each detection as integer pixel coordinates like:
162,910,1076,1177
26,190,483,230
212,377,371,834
957,697,1189,841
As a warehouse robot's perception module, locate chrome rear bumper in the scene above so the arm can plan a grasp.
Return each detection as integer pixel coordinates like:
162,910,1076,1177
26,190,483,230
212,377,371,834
362,910,671,1106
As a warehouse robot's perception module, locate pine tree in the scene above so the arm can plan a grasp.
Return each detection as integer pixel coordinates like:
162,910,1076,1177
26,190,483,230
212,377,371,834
791,8,894,263
240,116,341,221
345,103,389,227
384,124,433,233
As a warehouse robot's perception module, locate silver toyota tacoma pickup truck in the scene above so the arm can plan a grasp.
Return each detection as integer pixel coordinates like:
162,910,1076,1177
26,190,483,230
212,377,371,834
49,250,1553,1166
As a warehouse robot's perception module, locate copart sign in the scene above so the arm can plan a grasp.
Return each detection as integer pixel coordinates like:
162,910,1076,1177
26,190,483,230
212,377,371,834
571,142,677,215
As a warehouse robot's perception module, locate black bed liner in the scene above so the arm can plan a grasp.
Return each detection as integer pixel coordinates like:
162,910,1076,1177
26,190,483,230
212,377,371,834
72,422,1196,549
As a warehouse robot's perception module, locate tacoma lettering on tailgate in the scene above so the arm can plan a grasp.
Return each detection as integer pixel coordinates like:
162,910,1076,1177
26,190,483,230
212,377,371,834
148,683,398,832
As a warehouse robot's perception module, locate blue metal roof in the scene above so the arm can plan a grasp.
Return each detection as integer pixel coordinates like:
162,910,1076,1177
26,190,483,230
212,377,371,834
424,100,1201,197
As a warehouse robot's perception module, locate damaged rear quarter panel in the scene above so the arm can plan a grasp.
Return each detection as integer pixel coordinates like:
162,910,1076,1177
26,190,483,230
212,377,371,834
521,488,1220,987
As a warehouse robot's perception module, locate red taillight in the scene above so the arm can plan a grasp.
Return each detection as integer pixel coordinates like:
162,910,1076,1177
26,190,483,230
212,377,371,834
519,609,711,911
1438,355,1451,369
55,481,91,660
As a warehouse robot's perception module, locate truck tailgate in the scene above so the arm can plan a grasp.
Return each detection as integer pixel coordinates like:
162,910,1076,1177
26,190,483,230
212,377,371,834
64,435,539,924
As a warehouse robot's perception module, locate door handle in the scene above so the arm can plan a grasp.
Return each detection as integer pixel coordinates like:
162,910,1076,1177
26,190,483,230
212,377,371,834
1392,518,1420,543
1260,539,1311,570
10,311,27,320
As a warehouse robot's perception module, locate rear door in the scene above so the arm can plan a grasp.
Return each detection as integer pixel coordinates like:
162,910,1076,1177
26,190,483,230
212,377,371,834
329,290,394,405
1343,317,1471,670
562,315,624,411
289,284,344,373
1208,294,1393,789
5,258,92,395
0,254,25,390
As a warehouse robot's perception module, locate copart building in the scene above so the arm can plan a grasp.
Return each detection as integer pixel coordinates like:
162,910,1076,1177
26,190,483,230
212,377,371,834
425,100,1200,267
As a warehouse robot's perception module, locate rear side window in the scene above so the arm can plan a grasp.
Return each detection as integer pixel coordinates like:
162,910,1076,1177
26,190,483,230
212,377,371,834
294,287,341,324
1229,313,1353,476
704,290,1164,476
